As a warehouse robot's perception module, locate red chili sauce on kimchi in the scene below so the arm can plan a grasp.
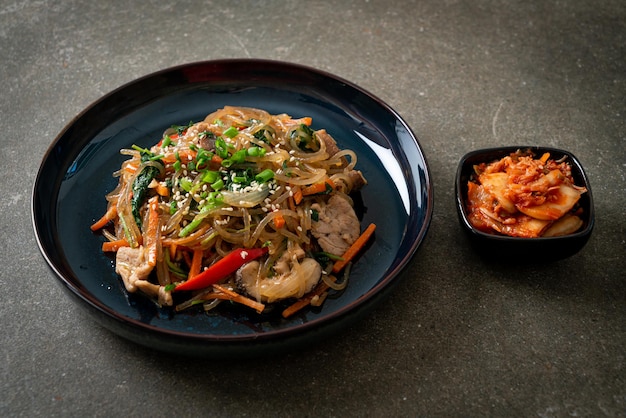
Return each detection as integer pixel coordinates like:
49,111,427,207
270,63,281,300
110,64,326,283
466,150,587,238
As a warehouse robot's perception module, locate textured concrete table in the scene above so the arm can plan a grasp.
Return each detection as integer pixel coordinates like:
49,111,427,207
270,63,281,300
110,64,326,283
3,1,624,416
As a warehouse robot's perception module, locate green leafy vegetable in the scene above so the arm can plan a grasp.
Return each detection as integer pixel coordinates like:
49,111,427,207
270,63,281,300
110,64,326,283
131,147,163,228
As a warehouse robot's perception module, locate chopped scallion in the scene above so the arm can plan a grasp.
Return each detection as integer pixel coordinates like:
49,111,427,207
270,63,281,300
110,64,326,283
255,168,274,183
247,146,266,157
202,170,220,183
211,178,224,190
180,177,193,192
223,126,239,138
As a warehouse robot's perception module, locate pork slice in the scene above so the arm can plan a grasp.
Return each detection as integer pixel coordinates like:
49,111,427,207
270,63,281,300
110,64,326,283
311,194,360,256
315,129,341,157
115,246,154,293
334,169,368,193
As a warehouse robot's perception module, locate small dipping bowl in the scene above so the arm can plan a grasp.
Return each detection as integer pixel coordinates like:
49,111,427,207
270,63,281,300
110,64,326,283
455,146,594,262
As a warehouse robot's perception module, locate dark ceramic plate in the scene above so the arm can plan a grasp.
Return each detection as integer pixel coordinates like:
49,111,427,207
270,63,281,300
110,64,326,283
455,146,594,262
32,59,433,357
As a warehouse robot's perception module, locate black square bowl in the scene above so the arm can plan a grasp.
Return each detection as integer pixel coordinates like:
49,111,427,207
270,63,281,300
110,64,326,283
455,146,594,262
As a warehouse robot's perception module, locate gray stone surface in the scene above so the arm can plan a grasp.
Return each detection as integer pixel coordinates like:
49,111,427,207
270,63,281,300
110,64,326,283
2,0,625,416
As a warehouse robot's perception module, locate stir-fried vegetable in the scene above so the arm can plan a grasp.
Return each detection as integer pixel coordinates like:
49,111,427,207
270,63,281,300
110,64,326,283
91,106,371,315
131,148,164,228
173,247,269,292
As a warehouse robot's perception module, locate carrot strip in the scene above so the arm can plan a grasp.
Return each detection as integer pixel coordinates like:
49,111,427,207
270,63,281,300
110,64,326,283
296,116,313,126
282,278,334,318
210,284,265,313
102,238,129,252
292,186,303,205
283,116,313,127
145,197,160,266
155,182,169,197
121,161,139,175
161,149,197,165
188,248,203,280
332,223,376,274
539,152,550,164
273,212,286,229
90,205,117,231
301,178,335,196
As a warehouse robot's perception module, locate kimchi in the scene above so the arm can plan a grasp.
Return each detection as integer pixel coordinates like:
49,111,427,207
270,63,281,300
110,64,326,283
466,149,587,238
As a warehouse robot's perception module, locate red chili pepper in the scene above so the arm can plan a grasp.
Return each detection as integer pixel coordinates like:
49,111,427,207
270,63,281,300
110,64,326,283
173,247,268,292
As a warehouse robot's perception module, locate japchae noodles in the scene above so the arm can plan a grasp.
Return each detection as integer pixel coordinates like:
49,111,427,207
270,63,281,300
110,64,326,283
91,106,374,317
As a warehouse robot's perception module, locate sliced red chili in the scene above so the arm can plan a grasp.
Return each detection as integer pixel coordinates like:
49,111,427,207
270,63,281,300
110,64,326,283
173,247,268,292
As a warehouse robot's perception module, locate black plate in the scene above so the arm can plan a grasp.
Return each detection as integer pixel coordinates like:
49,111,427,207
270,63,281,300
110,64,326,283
32,59,433,357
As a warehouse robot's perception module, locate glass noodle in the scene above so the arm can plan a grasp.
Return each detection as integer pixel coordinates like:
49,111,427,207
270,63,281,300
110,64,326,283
92,106,371,317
